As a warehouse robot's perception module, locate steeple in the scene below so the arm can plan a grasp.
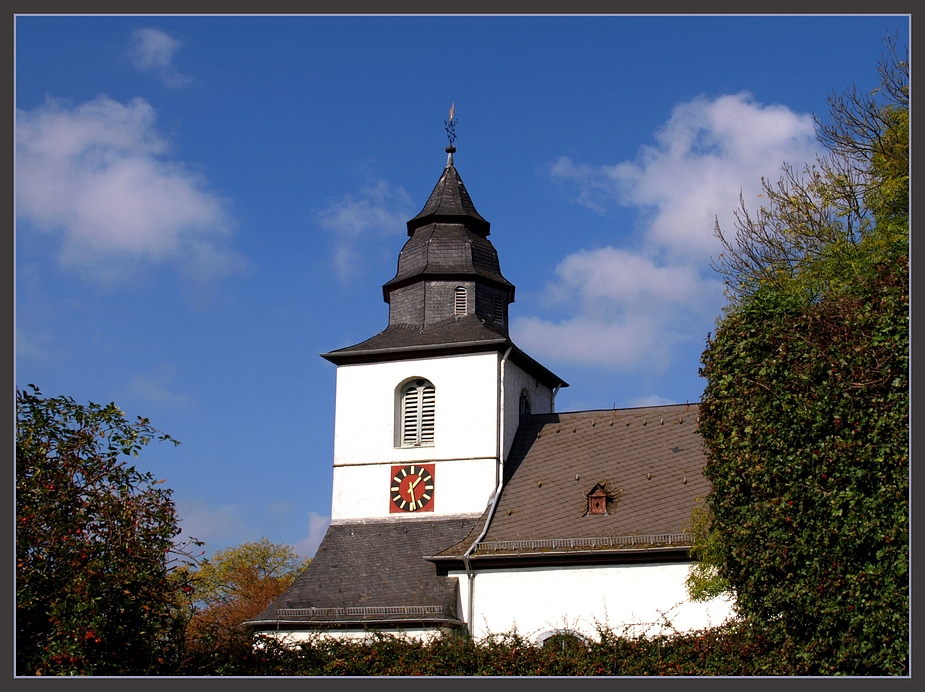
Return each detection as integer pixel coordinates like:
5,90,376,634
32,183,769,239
320,119,567,395
405,145,491,237
381,142,514,333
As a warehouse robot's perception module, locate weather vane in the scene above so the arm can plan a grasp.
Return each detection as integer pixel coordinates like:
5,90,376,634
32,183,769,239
444,102,458,148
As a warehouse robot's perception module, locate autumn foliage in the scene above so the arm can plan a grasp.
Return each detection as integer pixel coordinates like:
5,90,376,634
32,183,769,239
184,539,309,653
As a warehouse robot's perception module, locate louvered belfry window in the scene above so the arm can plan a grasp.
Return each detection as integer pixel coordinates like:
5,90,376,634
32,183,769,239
493,295,504,322
454,287,467,316
401,379,435,447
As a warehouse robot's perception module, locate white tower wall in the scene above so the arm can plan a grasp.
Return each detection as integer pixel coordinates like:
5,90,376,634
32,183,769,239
332,352,500,521
329,352,556,522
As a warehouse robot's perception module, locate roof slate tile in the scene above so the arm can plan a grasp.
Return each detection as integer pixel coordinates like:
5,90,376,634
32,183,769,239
437,404,708,557
249,517,478,626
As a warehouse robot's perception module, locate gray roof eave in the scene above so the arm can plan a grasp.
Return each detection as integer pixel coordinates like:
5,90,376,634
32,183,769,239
382,271,514,300
320,337,510,363
320,340,568,391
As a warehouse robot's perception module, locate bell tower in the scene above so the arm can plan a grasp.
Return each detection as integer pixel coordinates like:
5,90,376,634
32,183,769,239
381,143,514,335
321,127,566,524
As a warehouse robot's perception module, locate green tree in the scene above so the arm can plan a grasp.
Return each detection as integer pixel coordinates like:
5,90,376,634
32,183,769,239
16,385,200,676
712,35,908,303
694,36,908,675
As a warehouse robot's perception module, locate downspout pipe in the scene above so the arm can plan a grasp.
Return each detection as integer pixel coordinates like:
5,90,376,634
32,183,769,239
462,345,512,638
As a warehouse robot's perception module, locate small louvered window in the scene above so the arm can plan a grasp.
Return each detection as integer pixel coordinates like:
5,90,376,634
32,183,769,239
454,287,467,316
401,379,435,447
493,295,504,322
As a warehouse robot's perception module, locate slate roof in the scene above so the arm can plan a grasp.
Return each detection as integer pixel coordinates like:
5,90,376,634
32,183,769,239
433,404,707,564
406,150,490,236
382,222,514,297
246,518,478,630
383,152,513,301
320,316,567,390
323,314,506,357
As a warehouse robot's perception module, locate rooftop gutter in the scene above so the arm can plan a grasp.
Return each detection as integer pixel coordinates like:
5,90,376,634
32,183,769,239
429,545,694,570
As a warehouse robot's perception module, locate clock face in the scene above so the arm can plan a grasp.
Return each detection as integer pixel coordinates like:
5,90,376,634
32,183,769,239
389,464,435,513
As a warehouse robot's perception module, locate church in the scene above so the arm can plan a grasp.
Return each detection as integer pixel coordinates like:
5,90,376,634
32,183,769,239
246,140,735,644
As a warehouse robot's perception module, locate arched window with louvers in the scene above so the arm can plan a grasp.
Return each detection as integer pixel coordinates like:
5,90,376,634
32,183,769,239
454,286,467,316
398,378,436,447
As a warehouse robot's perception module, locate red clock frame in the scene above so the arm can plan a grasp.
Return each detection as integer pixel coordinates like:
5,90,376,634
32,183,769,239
389,463,435,513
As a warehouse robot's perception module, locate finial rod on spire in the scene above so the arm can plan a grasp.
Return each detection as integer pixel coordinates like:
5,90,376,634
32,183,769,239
444,103,458,166
444,102,458,150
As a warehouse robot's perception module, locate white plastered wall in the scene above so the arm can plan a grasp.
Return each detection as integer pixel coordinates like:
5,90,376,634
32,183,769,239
330,352,503,521
259,627,448,645
451,562,736,641
501,359,554,461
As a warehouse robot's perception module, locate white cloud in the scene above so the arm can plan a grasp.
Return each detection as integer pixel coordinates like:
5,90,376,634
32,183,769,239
527,93,822,372
317,180,413,284
128,28,194,88
293,512,331,560
16,95,246,286
175,499,249,558
515,247,724,370
606,93,819,259
15,325,54,364
631,394,680,407
175,499,330,561
126,366,194,408
551,93,819,259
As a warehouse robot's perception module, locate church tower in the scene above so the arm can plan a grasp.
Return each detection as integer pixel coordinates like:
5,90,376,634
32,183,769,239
321,143,567,522
247,131,731,644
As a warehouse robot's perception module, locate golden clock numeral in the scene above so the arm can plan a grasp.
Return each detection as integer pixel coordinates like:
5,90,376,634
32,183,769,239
400,469,407,477
425,485,433,490
422,493,431,500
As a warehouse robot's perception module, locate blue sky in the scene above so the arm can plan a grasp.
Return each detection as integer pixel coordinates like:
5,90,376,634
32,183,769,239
15,14,909,559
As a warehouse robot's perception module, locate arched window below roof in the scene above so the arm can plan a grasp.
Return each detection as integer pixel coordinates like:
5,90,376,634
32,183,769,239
519,390,531,421
398,379,435,447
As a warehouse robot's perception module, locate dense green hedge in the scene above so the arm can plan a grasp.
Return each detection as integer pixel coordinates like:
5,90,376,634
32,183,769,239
693,37,908,676
698,252,908,675
174,620,817,676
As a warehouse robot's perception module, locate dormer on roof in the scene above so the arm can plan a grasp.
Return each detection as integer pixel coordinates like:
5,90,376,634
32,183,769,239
586,483,608,515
